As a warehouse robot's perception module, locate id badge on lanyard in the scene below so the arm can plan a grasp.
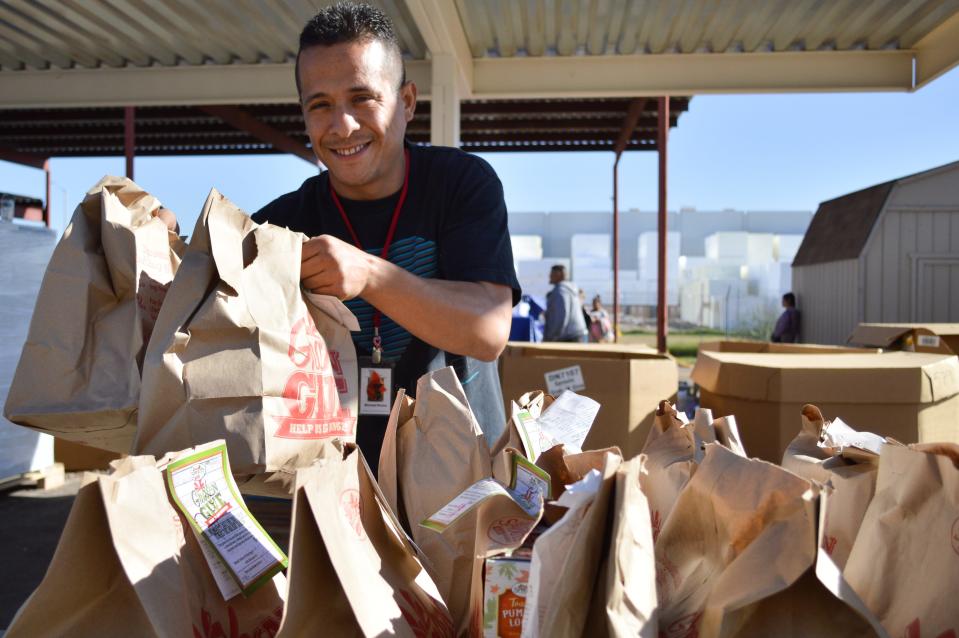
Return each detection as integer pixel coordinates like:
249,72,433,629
358,355,394,416
330,149,410,417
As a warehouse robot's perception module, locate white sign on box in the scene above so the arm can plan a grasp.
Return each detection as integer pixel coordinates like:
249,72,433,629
544,365,586,394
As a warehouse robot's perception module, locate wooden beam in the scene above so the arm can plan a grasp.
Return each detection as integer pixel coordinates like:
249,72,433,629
613,98,649,157
198,105,315,164
0,144,47,168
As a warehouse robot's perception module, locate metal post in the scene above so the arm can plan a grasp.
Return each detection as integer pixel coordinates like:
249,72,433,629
124,106,135,179
612,157,620,342
43,159,51,228
657,96,669,354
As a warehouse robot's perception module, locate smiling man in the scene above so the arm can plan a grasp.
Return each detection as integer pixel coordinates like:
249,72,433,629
253,2,519,469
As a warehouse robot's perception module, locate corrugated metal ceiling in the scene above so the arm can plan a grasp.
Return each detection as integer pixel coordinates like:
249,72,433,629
2,1,958,72
0,0,426,71
454,0,959,57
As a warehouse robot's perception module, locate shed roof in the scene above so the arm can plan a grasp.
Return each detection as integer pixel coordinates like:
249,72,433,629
791,180,894,266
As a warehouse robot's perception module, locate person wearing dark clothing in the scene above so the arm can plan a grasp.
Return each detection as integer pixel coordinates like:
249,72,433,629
771,292,800,343
162,4,520,466
544,265,589,343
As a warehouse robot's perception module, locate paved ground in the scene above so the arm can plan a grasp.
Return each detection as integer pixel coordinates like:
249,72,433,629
0,474,81,630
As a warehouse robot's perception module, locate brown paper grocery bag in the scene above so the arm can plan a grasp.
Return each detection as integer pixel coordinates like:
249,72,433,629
491,391,552,483
5,176,183,453
654,443,817,637
534,443,622,500
6,452,286,638
522,450,622,638
782,405,882,569
595,455,658,637
639,401,696,541
279,443,452,637
843,443,959,638
135,188,358,487
378,366,491,636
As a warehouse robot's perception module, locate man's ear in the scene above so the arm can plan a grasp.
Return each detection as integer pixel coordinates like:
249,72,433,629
401,81,418,122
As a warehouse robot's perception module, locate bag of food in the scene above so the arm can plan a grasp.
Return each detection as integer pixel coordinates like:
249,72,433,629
692,407,747,458
378,366,492,635
595,455,658,637
639,401,697,540
279,442,452,637
522,449,622,638
5,445,287,638
843,443,959,638
5,176,184,453
134,189,358,490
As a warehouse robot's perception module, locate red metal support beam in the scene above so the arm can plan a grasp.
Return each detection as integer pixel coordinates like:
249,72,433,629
657,96,670,354
44,159,51,228
611,98,648,342
199,105,316,164
124,106,135,180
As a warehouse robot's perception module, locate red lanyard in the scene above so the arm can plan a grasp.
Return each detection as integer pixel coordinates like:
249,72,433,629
329,149,410,357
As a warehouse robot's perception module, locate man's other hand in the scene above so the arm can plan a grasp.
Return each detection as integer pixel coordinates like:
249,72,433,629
156,207,179,233
301,234,372,299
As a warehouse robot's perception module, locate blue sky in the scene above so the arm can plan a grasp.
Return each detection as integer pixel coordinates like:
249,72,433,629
3,65,958,235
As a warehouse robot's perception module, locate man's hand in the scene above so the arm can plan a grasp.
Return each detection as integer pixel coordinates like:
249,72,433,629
301,234,374,299
155,207,178,233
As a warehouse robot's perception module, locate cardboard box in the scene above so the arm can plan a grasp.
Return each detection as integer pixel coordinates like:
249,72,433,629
691,350,959,463
483,557,530,638
699,340,875,355
54,438,121,471
499,342,678,457
848,323,959,356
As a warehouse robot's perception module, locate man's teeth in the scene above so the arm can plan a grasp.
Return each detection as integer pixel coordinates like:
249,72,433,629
334,144,367,156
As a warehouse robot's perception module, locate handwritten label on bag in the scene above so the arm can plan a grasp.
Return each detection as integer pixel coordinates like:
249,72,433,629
166,444,287,598
533,391,599,453
917,334,941,348
544,365,585,395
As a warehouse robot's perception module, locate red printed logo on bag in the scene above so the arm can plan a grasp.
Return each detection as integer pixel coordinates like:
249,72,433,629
274,315,355,439
487,517,530,547
662,611,703,638
904,618,957,638
192,604,283,638
823,535,838,556
339,488,365,540
397,590,454,637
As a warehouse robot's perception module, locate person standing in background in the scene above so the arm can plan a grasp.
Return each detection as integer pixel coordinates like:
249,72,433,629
771,292,800,343
544,265,588,342
588,295,614,343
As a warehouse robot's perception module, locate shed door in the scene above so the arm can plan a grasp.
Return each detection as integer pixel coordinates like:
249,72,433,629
913,256,959,321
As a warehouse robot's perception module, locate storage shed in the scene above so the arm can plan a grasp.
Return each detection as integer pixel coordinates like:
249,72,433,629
792,160,959,345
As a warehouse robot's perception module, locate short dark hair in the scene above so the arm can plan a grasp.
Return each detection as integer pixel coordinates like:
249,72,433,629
295,2,406,96
783,292,796,306
551,264,567,278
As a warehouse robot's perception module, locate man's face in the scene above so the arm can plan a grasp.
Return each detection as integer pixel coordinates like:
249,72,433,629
298,39,416,199
549,269,562,285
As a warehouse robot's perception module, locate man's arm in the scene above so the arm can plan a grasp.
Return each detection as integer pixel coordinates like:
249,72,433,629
301,235,512,361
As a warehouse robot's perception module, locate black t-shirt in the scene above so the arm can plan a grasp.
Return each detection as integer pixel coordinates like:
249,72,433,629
252,143,520,467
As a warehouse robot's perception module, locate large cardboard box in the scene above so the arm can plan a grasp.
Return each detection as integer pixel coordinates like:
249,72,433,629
848,323,959,356
499,342,678,457
691,350,959,463
699,340,874,355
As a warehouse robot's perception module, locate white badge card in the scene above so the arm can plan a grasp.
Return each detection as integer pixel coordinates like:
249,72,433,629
359,365,393,415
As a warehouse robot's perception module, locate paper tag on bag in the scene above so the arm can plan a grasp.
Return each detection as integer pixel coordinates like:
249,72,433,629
544,365,585,394
166,443,288,597
420,479,510,532
533,391,600,453
917,334,941,348
509,452,552,503
512,407,544,461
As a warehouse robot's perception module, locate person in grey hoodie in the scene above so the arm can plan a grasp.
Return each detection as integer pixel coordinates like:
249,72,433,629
544,265,589,342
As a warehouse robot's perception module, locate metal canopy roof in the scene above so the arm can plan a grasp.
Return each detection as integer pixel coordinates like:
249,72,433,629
0,97,688,157
1,0,959,110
